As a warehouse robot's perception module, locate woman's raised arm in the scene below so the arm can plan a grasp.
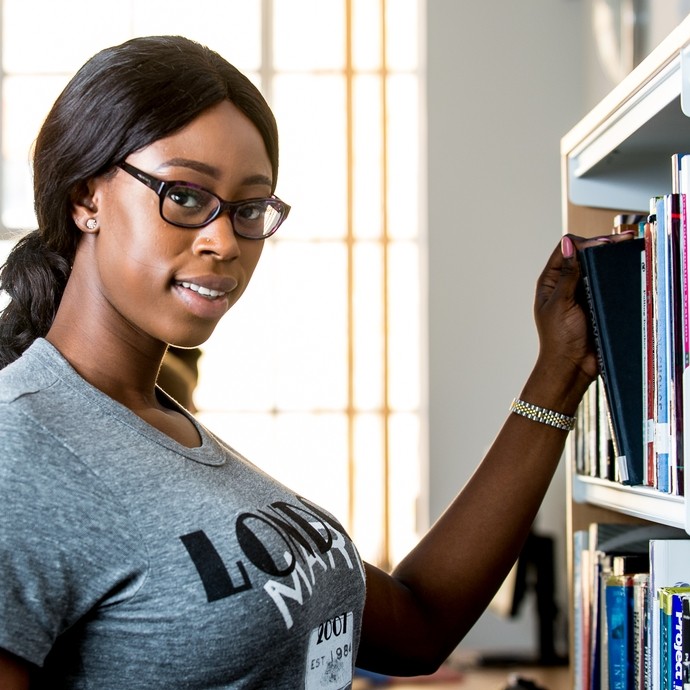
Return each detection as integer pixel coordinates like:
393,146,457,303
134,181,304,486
356,233,633,675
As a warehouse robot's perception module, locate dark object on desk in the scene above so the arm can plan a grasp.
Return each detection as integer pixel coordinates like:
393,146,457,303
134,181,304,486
503,673,548,690
480,531,567,667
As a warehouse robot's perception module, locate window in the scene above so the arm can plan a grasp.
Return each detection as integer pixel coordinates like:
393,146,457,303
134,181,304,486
1,0,424,569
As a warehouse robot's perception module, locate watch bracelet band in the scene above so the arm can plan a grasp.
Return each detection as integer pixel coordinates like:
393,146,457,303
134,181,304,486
509,397,576,432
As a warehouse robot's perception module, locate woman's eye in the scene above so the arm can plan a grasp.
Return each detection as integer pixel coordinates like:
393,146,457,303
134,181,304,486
168,186,207,209
236,203,264,222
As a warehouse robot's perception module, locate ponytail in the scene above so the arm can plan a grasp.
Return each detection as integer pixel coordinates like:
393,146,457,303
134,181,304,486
0,231,72,369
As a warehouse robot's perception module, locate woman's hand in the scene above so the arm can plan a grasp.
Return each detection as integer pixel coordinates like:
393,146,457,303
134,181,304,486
533,232,635,396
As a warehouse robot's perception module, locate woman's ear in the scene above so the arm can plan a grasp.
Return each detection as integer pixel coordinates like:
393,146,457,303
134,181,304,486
70,179,99,233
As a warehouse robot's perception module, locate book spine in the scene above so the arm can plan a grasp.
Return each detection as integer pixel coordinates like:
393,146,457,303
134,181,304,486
580,273,613,482
662,588,671,690
633,573,650,690
656,196,671,493
645,220,658,487
598,379,614,480
582,546,593,690
587,382,598,477
682,596,690,690
672,591,685,690
573,530,589,690
606,576,630,690
642,245,650,486
679,156,690,368
681,191,690,370
668,194,683,495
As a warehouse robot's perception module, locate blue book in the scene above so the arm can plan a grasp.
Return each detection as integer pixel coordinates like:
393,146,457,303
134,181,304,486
670,590,687,690
659,587,690,690
682,595,690,688
606,574,634,690
649,540,690,690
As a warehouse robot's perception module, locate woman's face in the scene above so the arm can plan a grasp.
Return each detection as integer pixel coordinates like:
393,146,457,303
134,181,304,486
71,100,273,349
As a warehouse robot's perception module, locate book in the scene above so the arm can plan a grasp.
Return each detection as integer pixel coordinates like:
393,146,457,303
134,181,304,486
632,572,650,690
682,595,690,689
586,381,598,477
655,195,672,493
671,153,689,195
575,525,687,689
612,552,649,577
659,586,690,690
678,156,690,370
613,213,646,235
670,588,689,690
606,573,635,690
665,194,684,495
573,529,591,690
586,524,683,690
598,379,615,481
579,238,646,485
649,540,690,690
644,218,657,487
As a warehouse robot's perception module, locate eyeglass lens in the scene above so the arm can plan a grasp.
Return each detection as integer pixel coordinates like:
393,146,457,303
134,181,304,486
162,185,284,238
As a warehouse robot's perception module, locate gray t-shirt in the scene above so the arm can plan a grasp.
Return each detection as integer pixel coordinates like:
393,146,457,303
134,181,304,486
0,339,366,689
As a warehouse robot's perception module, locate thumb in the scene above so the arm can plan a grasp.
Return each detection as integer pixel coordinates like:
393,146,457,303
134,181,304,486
556,234,581,292
560,235,575,260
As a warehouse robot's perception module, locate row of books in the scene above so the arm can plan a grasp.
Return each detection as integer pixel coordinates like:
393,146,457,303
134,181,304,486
573,522,690,690
572,378,621,483
573,153,690,494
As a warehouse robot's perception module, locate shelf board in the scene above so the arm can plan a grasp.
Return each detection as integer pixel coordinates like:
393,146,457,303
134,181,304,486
572,475,686,532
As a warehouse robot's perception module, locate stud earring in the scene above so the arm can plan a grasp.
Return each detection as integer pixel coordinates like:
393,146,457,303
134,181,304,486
85,218,98,230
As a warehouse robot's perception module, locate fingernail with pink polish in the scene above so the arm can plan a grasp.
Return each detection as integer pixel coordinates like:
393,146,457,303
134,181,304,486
561,235,574,259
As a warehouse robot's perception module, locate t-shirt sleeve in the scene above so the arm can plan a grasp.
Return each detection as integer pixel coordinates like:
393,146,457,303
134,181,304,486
0,411,148,666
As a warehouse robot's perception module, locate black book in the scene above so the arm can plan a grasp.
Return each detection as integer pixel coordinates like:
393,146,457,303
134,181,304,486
579,238,646,486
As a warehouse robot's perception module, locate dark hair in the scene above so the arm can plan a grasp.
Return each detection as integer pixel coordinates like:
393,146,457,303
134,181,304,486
0,35,279,369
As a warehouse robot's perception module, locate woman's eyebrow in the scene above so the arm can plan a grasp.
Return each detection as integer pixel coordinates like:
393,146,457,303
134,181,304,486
242,173,273,188
155,158,272,188
156,157,221,178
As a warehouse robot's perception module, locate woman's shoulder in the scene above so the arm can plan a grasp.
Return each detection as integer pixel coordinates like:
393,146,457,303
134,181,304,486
0,341,86,468
0,339,61,405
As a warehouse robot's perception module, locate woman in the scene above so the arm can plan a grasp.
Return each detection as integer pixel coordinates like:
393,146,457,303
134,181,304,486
0,35,625,688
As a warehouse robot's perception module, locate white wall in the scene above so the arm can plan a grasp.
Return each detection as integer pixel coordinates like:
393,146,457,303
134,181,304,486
426,0,586,655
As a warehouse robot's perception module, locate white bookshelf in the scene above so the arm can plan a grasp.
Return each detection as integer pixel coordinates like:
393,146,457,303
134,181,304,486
562,17,690,536
563,15,690,216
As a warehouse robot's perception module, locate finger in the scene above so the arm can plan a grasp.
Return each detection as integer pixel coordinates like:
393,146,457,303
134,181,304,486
534,238,577,310
568,230,637,253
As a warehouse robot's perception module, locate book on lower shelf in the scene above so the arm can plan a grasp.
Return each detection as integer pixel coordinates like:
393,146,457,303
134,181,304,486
572,523,690,690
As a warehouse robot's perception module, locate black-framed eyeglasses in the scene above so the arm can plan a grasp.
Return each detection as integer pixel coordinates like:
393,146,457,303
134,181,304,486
118,161,290,240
